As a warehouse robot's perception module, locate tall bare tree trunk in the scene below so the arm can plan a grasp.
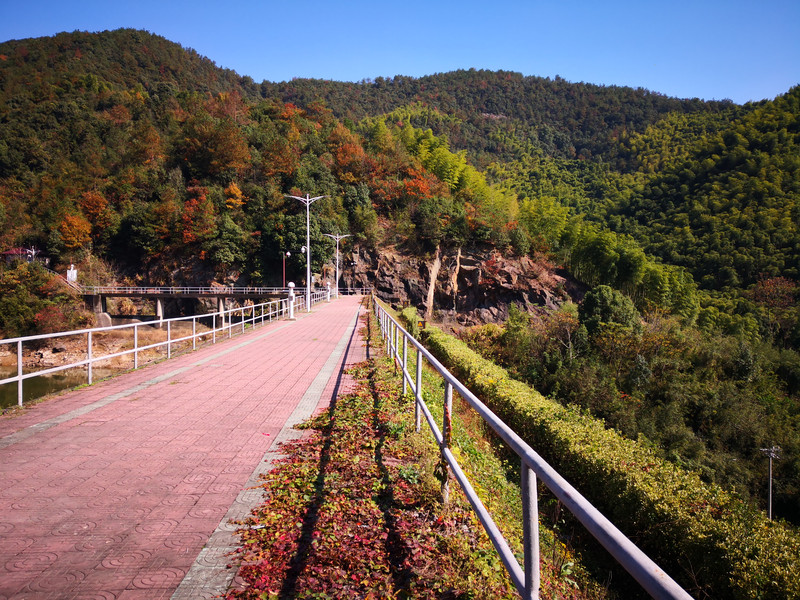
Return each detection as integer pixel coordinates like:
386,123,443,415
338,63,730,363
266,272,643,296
450,247,462,311
425,245,441,321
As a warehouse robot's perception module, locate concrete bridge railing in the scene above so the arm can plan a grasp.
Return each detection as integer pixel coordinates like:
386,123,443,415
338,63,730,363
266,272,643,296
80,286,372,322
80,285,373,296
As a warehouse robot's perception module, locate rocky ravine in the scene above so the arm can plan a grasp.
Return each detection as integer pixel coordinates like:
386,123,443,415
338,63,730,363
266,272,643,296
343,245,583,326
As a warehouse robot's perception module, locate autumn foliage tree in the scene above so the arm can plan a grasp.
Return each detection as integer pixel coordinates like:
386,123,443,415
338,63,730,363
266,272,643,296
181,182,217,250
58,214,93,250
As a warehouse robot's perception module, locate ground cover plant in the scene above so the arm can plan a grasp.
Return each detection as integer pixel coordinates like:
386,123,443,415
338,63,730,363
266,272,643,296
224,310,607,599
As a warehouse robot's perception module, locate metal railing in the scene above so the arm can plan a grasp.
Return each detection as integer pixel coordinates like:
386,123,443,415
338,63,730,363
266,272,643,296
73,284,372,297
374,299,691,600
0,290,330,408
80,285,289,296
41,265,83,291
334,287,372,296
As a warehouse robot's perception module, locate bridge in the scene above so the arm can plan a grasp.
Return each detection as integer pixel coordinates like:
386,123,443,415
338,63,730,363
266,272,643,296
39,263,366,323
77,285,366,325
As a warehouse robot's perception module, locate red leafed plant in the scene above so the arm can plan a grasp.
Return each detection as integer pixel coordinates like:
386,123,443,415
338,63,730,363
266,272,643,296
225,359,516,599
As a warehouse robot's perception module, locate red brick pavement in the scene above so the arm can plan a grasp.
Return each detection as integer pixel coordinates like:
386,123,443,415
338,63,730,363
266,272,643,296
0,296,367,599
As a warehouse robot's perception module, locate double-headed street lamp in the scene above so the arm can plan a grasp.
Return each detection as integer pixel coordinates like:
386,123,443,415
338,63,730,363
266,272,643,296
323,233,351,298
286,193,327,312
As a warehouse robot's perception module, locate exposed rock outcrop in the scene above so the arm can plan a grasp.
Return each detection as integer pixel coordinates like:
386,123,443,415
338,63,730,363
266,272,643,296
343,245,583,326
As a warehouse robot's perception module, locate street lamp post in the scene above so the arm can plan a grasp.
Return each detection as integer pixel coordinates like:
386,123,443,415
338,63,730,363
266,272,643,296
323,233,351,298
286,194,327,312
282,251,291,288
760,445,781,520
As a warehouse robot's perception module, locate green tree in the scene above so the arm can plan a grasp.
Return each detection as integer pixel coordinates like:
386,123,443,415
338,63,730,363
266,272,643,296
579,285,640,336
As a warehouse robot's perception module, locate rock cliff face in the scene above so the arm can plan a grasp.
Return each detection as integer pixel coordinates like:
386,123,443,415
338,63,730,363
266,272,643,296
343,245,582,326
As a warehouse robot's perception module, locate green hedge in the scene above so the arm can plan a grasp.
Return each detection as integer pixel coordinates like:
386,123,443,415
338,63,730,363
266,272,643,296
399,307,421,338
415,324,799,600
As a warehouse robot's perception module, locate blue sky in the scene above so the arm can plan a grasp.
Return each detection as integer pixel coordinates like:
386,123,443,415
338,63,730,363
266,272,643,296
1,0,798,104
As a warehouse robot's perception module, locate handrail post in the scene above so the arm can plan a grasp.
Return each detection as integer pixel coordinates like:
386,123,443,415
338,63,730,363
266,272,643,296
88,331,93,385
415,347,422,433
17,339,23,407
391,321,396,370
389,321,394,365
134,325,139,369
192,317,197,351
383,311,387,348
402,335,408,395
441,381,453,503
522,464,540,600
393,322,399,371
288,284,296,321
167,321,172,359
395,322,400,365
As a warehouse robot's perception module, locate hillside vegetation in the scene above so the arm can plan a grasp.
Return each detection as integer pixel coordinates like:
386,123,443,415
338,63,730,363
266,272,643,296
1,27,798,572
413,317,799,600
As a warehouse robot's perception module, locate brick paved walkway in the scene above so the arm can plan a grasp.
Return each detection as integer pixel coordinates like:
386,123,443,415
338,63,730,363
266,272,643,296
0,295,367,600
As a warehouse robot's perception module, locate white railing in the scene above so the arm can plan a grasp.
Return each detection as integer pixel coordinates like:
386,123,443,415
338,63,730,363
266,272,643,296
335,287,372,296
374,299,691,600
80,286,289,296
41,265,83,291
74,285,372,297
0,290,331,408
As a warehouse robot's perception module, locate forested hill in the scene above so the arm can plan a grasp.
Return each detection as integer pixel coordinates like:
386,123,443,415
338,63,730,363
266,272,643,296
0,29,735,168
261,70,736,167
2,27,800,529
605,86,800,289
1,27,797,297
0,29,262,105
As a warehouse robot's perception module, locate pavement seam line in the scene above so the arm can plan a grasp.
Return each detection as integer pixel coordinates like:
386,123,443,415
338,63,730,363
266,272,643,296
170,302,363,599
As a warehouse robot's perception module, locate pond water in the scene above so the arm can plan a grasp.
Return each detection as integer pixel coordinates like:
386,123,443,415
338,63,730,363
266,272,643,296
0,366,119,411
0,318,218,411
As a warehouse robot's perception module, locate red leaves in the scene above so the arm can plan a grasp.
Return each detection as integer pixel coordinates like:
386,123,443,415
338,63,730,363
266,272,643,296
181,182,216,245
280,102,303,121
749,276,797,309
223,362,428,598
401,167,448,201
33,305,68,334
225,345,516,599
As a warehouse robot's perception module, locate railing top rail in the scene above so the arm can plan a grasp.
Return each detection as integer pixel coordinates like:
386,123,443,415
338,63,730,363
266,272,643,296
78,286,371,299
0,296,286,346
373,298,691,600
80,285,290,295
